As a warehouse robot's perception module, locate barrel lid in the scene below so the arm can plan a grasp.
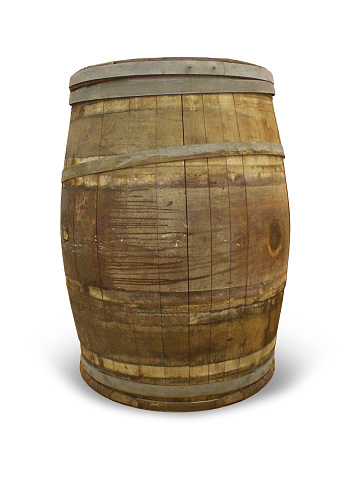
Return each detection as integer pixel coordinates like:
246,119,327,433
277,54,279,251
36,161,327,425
69,57,275,105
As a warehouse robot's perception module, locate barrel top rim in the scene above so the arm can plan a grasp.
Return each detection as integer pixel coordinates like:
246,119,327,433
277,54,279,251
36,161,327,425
76,57,265,72
70,57,274,89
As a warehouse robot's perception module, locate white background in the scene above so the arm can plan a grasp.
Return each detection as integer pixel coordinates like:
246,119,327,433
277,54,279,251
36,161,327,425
2,1,358,478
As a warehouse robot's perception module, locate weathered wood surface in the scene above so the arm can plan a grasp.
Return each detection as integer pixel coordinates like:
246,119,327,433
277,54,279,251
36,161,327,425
61,91,289,411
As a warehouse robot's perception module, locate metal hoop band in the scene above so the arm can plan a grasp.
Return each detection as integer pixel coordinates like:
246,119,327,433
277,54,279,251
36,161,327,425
70,58,274,87
70,77,274,104
81,354,274,399
69,58,275,104
62,141,285,182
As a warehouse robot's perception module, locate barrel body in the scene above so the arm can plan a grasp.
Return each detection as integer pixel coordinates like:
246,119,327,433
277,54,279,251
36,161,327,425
61,58,289,411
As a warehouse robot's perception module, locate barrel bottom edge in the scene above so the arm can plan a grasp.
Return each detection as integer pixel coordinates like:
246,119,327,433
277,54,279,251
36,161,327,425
79,359,275,412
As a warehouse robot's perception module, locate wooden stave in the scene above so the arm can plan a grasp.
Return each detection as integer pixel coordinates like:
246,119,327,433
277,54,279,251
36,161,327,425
61,91,289,410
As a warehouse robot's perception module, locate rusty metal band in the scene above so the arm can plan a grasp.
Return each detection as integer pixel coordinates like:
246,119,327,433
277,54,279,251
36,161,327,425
80,354,274,398
70,59,274,88
62,141,284,182
69,76,274,104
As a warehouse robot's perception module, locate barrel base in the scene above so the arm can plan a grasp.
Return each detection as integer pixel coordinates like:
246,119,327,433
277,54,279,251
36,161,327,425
79,359,274,412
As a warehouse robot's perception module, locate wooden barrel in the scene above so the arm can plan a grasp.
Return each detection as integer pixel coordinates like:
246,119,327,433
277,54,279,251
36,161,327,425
61,58,290,411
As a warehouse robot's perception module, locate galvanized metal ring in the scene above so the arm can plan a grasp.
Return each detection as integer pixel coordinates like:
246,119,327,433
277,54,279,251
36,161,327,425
69,57,275,104
62,141,285,182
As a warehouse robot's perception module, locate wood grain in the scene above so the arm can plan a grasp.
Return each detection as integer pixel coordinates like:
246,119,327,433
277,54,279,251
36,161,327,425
61,89,289,409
